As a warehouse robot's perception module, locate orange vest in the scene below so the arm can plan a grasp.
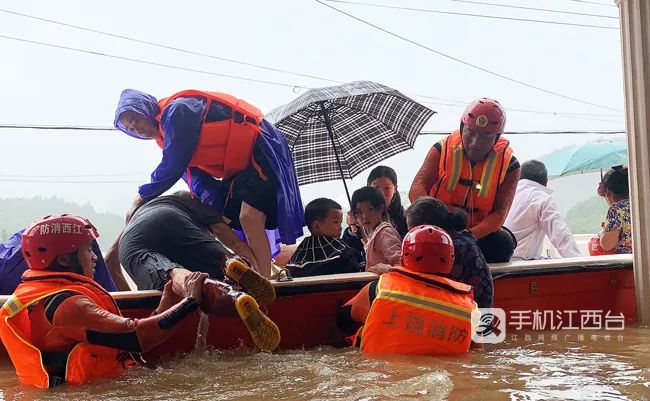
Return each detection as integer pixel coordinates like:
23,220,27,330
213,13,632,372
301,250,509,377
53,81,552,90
0,270,131,388
432,130,513,227
155,90,263,180
357,267,476,356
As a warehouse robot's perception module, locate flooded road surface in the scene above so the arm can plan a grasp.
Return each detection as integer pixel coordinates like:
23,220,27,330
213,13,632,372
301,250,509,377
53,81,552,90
1,328,648,401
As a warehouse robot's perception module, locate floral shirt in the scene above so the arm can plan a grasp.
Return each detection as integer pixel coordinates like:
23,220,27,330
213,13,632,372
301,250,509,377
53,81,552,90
604,199,632,254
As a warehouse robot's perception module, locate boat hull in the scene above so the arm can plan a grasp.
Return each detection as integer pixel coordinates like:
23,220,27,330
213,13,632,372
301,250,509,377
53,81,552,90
0,255,636,361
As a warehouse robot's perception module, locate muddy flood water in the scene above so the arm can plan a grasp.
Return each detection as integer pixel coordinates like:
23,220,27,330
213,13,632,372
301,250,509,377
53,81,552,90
0,328,648,401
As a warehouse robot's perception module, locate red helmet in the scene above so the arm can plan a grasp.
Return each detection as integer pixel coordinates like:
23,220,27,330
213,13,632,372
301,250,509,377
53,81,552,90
21,215,99,270
401,225,455,274
461,98,506,135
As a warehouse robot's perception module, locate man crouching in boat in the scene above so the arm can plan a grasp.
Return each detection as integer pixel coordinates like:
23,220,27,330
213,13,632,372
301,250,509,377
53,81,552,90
0,215,279,389
338,225,477,355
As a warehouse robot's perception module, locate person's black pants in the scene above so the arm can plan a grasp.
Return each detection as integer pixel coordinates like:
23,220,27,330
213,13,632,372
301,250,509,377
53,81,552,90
476,227,517,263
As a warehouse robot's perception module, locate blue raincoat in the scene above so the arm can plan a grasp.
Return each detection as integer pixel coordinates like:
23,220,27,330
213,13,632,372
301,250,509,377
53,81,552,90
114,89,305,245
0,230,117,294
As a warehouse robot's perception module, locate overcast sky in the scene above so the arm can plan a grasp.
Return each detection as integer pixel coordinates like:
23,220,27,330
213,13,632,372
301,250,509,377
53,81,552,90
0,0,624,215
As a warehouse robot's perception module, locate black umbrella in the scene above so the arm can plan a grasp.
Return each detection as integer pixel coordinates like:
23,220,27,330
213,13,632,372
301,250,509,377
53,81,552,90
267,80,435,205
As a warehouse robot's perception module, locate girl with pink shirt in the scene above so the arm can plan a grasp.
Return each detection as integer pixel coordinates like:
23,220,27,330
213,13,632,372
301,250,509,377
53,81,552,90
350,187,402,274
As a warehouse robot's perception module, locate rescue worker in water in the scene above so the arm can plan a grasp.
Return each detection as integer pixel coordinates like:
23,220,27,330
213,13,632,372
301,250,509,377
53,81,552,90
337,225,478,355
0,215,280,389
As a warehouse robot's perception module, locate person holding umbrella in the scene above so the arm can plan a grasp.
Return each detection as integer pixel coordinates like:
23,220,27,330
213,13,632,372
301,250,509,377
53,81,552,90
409,98,520,263
109,89,304,279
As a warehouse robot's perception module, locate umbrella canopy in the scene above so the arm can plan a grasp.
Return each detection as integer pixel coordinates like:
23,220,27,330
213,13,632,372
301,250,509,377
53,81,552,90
540,141,628,178
266,81,435,190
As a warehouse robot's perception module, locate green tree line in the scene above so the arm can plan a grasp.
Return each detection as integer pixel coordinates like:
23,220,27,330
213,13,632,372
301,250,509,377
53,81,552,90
0,197,123,250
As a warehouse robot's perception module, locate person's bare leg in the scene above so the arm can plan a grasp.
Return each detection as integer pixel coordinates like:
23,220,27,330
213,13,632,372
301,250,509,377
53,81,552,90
103,231,131,291
167,267,280,351
168,267,237,317
239,202,272,278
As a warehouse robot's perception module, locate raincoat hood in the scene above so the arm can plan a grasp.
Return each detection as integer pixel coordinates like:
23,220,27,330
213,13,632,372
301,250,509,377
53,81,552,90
114,89,161,139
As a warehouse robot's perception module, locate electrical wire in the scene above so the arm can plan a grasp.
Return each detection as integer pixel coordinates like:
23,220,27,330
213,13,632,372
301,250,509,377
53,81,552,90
451,0,617,19
0,10,624,117
0,8,341,85
569,0,617,8
323,0,619,29
0,34,304,89
314,0,623,112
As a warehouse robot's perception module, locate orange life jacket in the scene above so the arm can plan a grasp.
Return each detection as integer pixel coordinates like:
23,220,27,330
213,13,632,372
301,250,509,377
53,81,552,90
432,130,513,228
356,267,476,356
0,270,131,388
155,90,263,180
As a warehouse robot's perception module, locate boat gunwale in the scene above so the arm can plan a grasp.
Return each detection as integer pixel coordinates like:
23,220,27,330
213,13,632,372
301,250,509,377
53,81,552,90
0,255,634,306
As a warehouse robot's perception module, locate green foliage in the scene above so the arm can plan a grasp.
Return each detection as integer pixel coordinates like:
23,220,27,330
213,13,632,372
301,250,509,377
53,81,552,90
566,196,609,234
0,197,123,250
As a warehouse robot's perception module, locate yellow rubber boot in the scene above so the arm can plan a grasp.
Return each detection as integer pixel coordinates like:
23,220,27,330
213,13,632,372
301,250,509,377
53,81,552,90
235,295,281,352
225,258,276,307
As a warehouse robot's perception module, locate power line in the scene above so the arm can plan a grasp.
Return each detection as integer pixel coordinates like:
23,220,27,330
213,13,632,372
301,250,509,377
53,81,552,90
0,9,340,84
323,0,619,29
421,129,625,135
0,178,142,184
314,0,623,112
0,124,115,131
0,124,625,135
0,10,624,118
0,172,146,178
0,35,304,90
451,0,618,19
569,0,617,8
408,101,623,119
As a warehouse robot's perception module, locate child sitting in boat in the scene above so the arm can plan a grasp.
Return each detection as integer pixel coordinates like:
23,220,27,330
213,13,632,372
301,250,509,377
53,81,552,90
0,215,280,389
337,225,477,355
406,197,494,309
350,187,402,275
285,198,364,278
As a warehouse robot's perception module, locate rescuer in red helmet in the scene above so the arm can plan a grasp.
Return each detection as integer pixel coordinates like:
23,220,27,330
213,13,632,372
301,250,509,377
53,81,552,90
409,98,520,263
337,225,477,355
0,215,280,389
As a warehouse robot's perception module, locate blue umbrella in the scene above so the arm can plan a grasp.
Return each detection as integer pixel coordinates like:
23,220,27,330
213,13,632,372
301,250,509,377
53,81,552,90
540,141,628,178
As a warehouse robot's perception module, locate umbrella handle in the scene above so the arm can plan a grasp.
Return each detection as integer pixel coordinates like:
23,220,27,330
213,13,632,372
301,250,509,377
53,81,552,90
318,101,353,208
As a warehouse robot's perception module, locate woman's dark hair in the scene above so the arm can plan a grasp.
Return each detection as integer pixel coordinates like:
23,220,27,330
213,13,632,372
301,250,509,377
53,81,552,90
351,186,388,221
367,165,407,236
605,166,629,198
48,251,83,275
405,197,468,233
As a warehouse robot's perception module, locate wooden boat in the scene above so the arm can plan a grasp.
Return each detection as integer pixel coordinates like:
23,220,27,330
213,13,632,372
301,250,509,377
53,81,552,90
0,254,636,361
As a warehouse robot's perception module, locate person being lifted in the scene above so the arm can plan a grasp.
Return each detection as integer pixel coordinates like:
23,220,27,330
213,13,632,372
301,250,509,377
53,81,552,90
409,98,520,262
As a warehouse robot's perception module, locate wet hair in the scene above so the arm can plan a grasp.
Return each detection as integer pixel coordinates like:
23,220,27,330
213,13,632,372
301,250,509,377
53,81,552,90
521,160,548,186
351,187,388,220
367,165,407,235
304,198,342,230
405,197,468,233
605,165,629,198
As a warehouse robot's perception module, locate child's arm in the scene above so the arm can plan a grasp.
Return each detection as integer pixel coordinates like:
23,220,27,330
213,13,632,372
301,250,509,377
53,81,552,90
376,226,402,266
